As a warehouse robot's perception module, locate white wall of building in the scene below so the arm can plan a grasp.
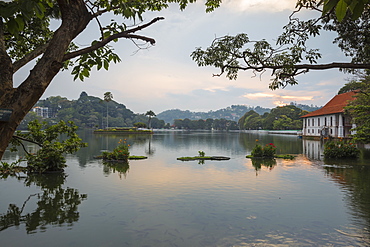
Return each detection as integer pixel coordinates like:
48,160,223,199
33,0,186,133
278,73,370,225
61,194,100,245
302,113,355,138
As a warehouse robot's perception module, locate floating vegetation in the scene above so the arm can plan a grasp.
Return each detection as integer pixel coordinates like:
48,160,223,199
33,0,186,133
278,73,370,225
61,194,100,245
177,156,230,161
94,127,153,134
246,154,295,160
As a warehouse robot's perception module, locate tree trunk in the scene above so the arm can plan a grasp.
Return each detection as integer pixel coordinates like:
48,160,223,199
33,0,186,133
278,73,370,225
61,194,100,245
0,0,91,160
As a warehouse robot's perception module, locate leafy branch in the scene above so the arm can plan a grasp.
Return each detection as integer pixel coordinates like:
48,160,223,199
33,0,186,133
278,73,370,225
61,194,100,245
191,1,370,90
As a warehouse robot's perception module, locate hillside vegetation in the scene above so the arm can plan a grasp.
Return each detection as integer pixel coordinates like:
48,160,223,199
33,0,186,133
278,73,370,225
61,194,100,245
238,105,309,130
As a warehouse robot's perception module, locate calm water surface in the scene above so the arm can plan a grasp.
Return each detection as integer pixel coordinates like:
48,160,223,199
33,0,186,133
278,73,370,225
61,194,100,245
1,131,370,246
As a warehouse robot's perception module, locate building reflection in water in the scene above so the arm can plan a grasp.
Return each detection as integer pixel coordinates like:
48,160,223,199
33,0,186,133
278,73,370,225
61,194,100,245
303,139,324,160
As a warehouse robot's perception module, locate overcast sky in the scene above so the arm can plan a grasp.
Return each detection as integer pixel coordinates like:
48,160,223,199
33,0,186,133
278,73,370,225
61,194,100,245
15,0,352,114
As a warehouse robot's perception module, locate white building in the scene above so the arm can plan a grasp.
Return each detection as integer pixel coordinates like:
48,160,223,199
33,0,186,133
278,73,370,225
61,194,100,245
32,106,49,118
301,91,357,138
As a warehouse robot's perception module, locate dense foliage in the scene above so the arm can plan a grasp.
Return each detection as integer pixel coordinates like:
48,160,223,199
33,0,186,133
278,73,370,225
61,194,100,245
343,73,370,143
238,105,308,130
10,120,87,173
173,118,239,130
324,140,360,158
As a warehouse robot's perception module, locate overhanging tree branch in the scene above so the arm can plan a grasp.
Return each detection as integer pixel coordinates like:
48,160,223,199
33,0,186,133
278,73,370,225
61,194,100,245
63,17,164,61
12,43,50,73
12,135,43,147
222,62,370,74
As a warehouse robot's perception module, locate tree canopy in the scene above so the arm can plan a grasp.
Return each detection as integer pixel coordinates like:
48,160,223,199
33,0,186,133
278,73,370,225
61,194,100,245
191,0,370,90
238,105,308,130
0,0,221,159
341,72,370,143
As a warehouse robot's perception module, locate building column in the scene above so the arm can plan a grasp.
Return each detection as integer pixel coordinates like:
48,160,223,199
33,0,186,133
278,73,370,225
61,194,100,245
338,115,344,138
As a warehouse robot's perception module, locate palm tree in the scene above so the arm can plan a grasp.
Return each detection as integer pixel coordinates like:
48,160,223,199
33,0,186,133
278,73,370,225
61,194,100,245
104,92,113,128
145,110,156,129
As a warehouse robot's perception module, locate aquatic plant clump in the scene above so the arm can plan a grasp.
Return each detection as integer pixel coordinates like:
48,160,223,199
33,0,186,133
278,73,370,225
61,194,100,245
102,139,130,162
324,140,360,159
251,143,276,158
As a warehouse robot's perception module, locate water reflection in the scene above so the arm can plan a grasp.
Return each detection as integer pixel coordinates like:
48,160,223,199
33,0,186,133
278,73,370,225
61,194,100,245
302,139,370,244
303,138,370,164
102,161,130,179
303,139,324,160
145,135,156,156
251,158,277,173
0,173,87,234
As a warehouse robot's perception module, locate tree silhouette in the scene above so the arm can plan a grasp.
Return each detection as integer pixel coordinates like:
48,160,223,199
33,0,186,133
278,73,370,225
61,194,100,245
145,110,156,129
104,92,113,128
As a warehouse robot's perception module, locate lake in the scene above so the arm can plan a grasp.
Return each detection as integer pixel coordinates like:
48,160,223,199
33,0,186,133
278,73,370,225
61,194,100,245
1,130,370,246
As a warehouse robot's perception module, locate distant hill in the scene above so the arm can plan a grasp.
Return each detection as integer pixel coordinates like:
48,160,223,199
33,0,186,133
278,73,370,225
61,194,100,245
21,92,167,129
289,102,321,112
156,105,271,124
156,103,321,124
22,92,322,129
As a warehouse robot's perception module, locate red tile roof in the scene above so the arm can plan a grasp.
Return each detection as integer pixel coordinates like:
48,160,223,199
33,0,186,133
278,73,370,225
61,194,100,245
301,91,357,118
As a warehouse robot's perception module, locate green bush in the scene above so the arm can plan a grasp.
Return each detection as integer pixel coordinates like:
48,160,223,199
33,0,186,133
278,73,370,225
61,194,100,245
251,143,276,158
324,140,360,159
102,139,130,162
9,120,87,173
251,144,263,157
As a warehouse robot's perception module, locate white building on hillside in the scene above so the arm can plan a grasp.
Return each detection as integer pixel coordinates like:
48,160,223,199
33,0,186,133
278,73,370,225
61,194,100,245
32,106,50,118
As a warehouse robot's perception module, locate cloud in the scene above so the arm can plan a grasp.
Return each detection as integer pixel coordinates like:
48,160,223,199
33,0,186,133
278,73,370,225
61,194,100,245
242,91,316,107
243,93,275,98
223,0,297,13
243,92,313,101
281,95,313,100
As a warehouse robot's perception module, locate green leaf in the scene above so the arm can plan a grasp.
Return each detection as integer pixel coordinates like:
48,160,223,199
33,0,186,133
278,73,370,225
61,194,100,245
7,18,19,35
97,59,102,70
35,2,46,19
79,73,84,81
322,0,339,15
0,4,16,18
14,15,24,31
336,0,348,21
81,68,90,77
350,1,365,20
103,60,109,70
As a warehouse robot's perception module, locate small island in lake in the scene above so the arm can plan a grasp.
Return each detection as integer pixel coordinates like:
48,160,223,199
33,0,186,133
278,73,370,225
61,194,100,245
177,151,230,161
93,127,153,134
177,156,230,161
